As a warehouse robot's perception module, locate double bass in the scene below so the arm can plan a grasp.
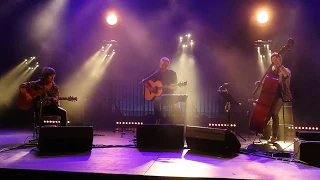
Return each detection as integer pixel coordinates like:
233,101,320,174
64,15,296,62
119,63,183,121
249,38,294,134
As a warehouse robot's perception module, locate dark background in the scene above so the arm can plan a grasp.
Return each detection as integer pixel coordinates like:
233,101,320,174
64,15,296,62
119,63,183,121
1,0,319,130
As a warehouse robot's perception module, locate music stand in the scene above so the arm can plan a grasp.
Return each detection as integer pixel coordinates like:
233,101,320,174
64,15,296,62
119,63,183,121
218,89,246,141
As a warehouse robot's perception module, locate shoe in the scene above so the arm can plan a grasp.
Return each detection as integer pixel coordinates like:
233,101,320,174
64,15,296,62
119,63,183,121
267,136,277,143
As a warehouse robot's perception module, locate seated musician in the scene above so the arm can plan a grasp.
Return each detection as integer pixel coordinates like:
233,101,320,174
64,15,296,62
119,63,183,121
141,57,181,124
19,67,68,126
252,52,292,143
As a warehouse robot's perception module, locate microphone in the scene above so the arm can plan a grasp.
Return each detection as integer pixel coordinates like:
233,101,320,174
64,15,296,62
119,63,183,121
287,38,294,47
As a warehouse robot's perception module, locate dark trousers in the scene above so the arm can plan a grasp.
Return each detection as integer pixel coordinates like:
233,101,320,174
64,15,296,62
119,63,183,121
265,97,283,139
35,106,68,126
153,97,162,121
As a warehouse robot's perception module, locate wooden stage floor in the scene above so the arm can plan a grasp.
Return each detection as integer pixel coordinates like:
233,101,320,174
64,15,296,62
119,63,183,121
0,128,319,180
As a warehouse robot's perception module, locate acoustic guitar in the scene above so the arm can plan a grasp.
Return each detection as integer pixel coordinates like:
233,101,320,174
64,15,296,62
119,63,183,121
17,88,77,110
143,80,187,100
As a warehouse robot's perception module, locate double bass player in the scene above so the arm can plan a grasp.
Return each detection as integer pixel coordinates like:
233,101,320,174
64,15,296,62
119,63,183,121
251,52,293,143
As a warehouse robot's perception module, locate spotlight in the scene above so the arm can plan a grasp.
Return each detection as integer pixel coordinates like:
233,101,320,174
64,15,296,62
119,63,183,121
102,40,118,47
257,10,268,24
179,34,194,48
106,13,117,26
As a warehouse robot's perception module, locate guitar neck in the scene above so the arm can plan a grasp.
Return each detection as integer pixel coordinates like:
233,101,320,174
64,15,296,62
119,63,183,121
159,84,177,88
59,97,69,100
43,97,68,100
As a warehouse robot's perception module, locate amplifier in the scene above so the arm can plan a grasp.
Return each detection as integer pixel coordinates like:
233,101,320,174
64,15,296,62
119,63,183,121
296,131,320,141
294,138,320,167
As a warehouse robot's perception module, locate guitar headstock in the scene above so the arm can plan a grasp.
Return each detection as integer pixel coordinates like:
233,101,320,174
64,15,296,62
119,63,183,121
178,81,187,87
67,96,78,102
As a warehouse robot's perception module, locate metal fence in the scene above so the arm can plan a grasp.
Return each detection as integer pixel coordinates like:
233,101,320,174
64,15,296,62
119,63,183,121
108,80,225,119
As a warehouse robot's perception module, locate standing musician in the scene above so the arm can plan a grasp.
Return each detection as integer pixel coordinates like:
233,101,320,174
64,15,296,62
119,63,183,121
19,67,68,126
140,57,181,124
253,52,292,143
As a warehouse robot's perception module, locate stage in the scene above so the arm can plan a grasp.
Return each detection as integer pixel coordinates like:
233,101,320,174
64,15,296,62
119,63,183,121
0,127,319,180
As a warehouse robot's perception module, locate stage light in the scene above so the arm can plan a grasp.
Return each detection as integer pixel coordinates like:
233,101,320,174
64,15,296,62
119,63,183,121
115,121,143,125
288,126,319,131
209,123,237,128
179,34,194,49
106,13,117,26
257,10,268,24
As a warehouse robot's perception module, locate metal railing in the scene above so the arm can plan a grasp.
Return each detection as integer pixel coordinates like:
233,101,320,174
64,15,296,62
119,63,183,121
108,80,224,119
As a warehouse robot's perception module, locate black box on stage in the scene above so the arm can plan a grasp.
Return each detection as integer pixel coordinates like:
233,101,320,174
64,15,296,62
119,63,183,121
136,124,185,150
296,131,320,141
185,126,241,154
294,137,320,167
38,126,93,153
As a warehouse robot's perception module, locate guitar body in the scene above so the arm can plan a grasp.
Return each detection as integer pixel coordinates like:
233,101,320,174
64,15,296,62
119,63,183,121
144,80,163,101
249,75,279,134
17,88,46,110
144,80,187,101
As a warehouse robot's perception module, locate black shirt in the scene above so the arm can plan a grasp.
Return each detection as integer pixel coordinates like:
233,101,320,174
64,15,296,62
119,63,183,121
149,69,177,94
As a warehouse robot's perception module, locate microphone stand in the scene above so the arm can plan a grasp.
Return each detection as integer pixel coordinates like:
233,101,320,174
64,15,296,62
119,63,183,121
31,98,45,142
140,68,160,84
218,85,246,141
